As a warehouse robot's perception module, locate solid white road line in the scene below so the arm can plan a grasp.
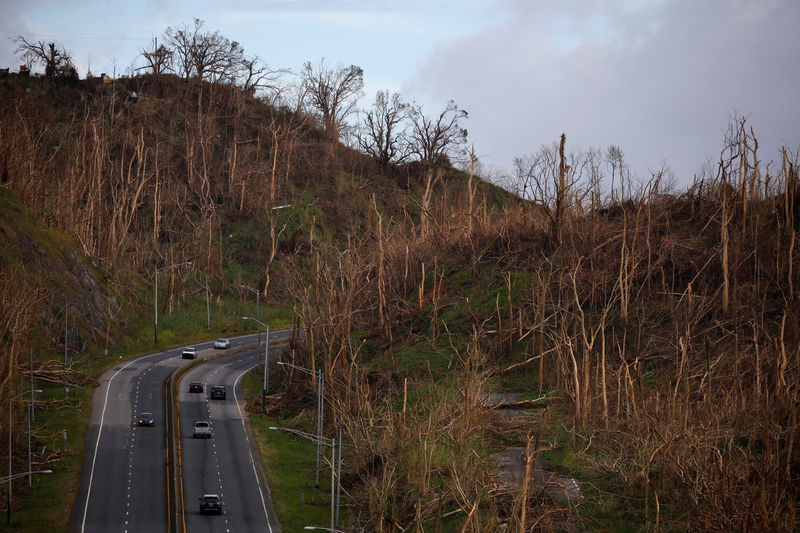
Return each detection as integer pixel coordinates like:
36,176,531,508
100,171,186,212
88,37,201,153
234,359,274,533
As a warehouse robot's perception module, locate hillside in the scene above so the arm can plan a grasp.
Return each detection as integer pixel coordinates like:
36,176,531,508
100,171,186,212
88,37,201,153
1,73,798,531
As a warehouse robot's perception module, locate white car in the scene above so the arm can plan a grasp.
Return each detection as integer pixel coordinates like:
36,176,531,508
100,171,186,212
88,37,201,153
181,346,197,359
214,338,231,349
192,420,212,438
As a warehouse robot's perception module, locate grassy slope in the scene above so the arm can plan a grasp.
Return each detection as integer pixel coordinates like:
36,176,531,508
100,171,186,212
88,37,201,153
2,76,796,532
0,188,298,530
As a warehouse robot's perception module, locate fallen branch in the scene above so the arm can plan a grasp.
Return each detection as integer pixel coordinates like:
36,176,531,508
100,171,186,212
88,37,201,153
499,346,559,373
485,397,562,410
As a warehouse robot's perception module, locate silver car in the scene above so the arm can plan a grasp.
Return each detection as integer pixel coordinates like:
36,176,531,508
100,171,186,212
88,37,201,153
182,346,198,359
192,420,212,438
213,338,231,349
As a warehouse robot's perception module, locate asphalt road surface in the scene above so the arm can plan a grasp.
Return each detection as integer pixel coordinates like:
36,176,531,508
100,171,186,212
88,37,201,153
70,332,284,533
177,336,287,532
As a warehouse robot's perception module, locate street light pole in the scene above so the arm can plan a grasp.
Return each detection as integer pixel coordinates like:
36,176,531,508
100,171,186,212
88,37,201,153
277,361,324,488
64,301,68,398
317,370,324,487
28,348,34,487
242,316,270,414
205,273,210,331
264,326,270,414
8,389,42,526
154,269,158,347
271,426,340,531
26,397,31,488
64,301,68,366
239,285,261,355
154,261,192,347
336,427,342,526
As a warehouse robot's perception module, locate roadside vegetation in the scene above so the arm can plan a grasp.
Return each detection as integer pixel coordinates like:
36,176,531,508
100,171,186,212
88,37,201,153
1,25,798,531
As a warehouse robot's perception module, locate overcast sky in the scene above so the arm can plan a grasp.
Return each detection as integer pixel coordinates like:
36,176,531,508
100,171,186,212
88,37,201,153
2,0,798,188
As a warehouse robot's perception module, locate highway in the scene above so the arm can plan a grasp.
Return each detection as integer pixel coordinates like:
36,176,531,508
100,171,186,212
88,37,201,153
176,335,287,532
70,332,284,533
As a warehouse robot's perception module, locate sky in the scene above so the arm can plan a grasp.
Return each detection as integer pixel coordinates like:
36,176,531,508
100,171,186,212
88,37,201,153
2,0,798,189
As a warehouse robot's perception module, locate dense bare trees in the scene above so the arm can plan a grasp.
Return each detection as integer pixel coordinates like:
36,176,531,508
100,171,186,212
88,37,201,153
14,23,472,172
10,21,800,531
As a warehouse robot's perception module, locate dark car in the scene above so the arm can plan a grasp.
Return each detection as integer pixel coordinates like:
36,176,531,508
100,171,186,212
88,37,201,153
199,494,223,514
209,385,226,400
136,412,154,426
189,382,204,393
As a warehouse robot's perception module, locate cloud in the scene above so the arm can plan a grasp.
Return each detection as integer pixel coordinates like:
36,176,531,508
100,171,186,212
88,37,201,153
408,0,800,184
0,0,43,70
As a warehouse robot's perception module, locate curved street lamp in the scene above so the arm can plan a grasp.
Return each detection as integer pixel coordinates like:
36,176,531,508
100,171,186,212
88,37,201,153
239,285,261,350
242,316,269,414
0,469,52,483
277,361,324,488
271,426,341,530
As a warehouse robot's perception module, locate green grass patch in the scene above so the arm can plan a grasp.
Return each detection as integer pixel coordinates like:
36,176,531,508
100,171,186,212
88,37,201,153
7,376,92,531
241,370,343,530
391,340,452,375
538,430,656,532
486,365,560,401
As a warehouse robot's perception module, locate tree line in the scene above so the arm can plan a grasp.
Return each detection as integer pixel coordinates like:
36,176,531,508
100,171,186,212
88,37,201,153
13,18,469,169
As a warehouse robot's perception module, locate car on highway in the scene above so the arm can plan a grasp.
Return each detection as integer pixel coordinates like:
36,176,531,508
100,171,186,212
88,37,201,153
209,385,227,400
136,412,154,426
181,346,198,359
193,420,212,438
198,494,223,514
213,338,231,349
189,382,204,393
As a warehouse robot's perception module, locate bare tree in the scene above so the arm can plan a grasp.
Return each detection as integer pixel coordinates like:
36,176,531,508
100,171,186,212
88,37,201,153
358,90,409,168
514,134,590,244
237,55,289,97
606,144,626,202
408,100,468,166
300,58,364,140
14,36,76,79
137,37,173,78
164,19,244,82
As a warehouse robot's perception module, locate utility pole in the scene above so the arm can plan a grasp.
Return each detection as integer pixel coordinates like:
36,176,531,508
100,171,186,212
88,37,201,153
263,326,270,414
205,273,210,331
64,301,68,398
